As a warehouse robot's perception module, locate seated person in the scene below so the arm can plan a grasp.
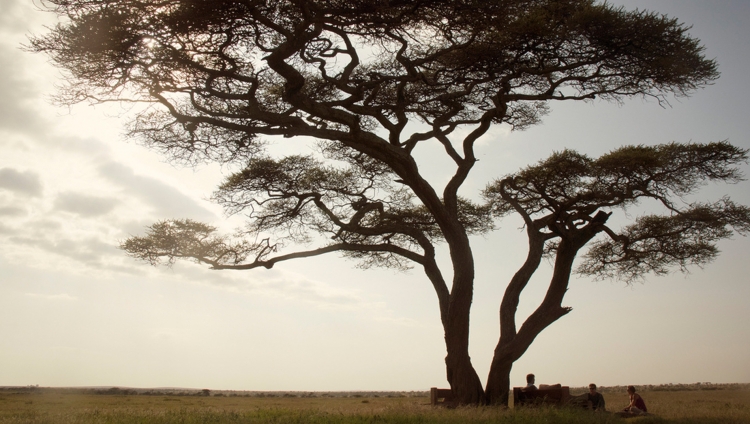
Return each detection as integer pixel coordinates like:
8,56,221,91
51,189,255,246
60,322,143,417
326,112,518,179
587,384,606,411
620,385,647,415
524,373,537,391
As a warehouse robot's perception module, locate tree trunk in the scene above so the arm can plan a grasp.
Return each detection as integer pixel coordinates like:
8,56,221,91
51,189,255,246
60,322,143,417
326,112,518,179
438,216,485,404
445,349,485,404
485,357,512,406
443,275,485,404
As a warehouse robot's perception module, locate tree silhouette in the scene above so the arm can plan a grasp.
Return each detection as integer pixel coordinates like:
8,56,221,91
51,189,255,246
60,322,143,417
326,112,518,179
30,0,742,404
482,142,749,402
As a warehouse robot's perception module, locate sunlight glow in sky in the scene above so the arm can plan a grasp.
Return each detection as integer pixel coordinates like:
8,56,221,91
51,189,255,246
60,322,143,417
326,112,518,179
1,0,749,391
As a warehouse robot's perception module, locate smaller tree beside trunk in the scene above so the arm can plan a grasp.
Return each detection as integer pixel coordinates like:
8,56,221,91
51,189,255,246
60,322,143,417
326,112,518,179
481,141,750,404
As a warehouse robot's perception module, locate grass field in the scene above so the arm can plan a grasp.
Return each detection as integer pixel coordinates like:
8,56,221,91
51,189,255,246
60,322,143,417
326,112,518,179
0,385,748,423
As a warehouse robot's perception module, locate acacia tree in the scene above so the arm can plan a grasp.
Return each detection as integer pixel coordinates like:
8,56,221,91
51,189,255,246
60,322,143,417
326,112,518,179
31,0,739,404
481,141,750,403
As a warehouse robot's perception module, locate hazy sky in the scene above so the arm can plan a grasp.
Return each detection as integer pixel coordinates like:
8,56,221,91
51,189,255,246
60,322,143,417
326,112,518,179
1,0,749,391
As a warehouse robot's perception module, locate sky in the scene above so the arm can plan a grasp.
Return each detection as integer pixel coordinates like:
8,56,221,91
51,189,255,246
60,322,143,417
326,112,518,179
1,0,749,392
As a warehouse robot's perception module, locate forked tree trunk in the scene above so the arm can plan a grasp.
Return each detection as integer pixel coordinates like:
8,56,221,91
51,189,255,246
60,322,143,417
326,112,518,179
484,236,589,406
483,221,548,406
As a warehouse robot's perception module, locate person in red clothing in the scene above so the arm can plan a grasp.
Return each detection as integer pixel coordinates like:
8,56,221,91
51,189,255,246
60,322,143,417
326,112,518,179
622,385,647,415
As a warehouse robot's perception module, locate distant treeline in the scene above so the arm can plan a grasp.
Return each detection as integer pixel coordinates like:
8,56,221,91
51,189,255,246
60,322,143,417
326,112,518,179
2,383,748,397
0,386,429,398
570,383,750,394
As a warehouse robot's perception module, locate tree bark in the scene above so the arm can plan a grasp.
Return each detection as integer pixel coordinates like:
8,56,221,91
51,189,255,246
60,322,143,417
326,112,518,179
485,357,513,406
443,286,485,404
445,342,485,404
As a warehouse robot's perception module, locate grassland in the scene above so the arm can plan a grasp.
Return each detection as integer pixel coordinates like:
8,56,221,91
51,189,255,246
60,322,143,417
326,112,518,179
0,385,748,424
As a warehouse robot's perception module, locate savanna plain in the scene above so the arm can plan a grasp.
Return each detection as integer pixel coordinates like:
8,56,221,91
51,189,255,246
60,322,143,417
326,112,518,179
1,384,748,424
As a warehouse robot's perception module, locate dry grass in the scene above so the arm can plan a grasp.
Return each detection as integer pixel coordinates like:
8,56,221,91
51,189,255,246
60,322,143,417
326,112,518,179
0,386,748,423
600,388,750,423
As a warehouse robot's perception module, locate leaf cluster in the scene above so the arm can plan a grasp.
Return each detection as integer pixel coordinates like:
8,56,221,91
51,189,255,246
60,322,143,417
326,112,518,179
28,0,718,164
484,142,750,281
211,152,492,268
581,199,750,281
121,219,267,267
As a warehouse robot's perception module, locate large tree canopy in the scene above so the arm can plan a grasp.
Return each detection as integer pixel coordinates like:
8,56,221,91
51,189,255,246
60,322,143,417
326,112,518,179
31,0,742,405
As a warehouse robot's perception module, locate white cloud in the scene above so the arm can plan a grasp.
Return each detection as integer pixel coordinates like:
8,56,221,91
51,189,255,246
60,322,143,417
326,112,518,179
97,160,216,221
0,167,43,197
6,232,120,269
155,261,379,312
54,192,119,217
0,46,49,140
0,206,26,217
0,222,16,235
0,0,40,37
24,293,77,301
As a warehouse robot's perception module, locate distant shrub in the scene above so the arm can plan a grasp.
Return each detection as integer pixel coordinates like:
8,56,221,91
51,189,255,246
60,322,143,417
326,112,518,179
97,387,138,396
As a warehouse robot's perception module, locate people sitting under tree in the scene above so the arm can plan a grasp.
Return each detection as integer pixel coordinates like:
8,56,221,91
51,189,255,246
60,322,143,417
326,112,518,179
515,373,568,407
620,385,648,416
587,384,606,411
